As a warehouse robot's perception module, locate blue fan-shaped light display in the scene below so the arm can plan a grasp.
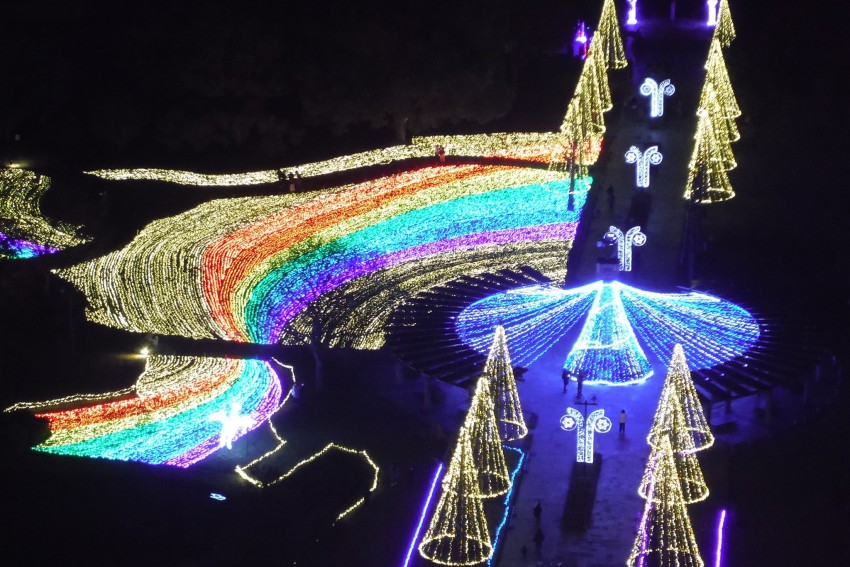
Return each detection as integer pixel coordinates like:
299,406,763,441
455,281,760,385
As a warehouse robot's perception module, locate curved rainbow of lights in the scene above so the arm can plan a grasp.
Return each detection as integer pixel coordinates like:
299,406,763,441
26,356,284,468
0,169,88,259
456,281,759,384
57,166,589,348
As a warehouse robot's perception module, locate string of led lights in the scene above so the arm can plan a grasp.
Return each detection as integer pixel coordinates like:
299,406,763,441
28,355,284,467
713,0,736,48
457,281,759,384
84,133,570,187
618,285,758,370
564,282,653,385
57,167,584,350
0,168,87,259
640,391,709,504
597,0,629,69
463,377,511,498
455,281,598,368
485,446,525,566
484,325,528,442
627,436,705,567
419,427,492,566
648,345,716,453
402,462,444,567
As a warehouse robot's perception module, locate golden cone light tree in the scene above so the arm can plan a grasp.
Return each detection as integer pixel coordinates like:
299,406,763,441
648,345,715,452
596,0,628,69
464,376,511,498
713,0,736,48
419,427,493,566
484,325,528,441
684,109,735,204
705,39,741,120
627,436,705,567
698,81,740,147
640,391,709,504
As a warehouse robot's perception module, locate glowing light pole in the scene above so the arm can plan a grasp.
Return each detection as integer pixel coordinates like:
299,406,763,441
606,225,646,271
560,401,611,464
625,145,662,188
639,78,675,118
627,0,638,26
707,0,719,26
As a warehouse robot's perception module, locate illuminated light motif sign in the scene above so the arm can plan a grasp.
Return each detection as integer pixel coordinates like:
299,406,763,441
57,167,588,350
560,407,611,463
210,493,227,501
627,0,638,26
625,145,663,188
606,225,646,272
456,281,759,381
16,356,284,468
0,168,88,259
707,0,719,26
640,78,676,118
209,402,254,449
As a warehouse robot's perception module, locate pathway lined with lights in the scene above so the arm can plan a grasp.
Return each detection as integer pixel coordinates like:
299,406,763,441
492,13,736,567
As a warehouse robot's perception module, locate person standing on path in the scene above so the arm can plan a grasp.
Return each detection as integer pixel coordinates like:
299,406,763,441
533,500,542,523
562,368,570,393
533,527,545,556
619,409,627,435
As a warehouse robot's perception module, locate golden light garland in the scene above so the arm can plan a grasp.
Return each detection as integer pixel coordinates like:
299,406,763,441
627,435,705,567
485,325,528,442
0,168,88,257
419,427,492,566
463,376,511,498
648,345,715,453
713,0,736,49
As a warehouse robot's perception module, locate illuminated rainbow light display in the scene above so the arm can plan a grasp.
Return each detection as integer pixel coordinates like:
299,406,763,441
10,356,284,467
456,281,759,384
0,168,88,259
57,166,589,349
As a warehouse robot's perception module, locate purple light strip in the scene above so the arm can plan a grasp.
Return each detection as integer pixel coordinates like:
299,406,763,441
715,508,727,567
402,462,444,567
268,223,578,338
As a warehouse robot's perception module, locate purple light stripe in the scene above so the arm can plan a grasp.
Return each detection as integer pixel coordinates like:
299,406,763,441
715,508,727,567
164,372,284,468
402,462,444,567
265,223,578,340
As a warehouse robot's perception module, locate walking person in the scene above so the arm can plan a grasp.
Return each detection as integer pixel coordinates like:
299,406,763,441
533,500,542,523
562,368,570,393
619,409,627,435
533,527,545,557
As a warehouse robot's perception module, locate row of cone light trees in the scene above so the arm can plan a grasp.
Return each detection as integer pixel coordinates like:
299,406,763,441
418,326,526,565
686,0,739,204
418,2,630,561
628,344,715,567
418,1,737,564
